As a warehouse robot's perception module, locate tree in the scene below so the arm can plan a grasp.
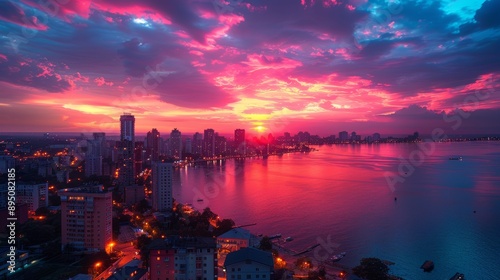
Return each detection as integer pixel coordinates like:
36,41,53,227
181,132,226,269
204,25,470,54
112,217,121,239
259,236,273,251
136,235,152,250
295,257,313,271
49,194,61,206
214,219,235,235
352,258,389,280
134,199,151,213
20,221,56,245
201,207,217,221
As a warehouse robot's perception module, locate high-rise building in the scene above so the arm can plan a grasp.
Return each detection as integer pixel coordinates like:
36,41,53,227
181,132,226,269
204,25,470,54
93,132,106,151
350,131,357,142
119,114,135,186
192,132,203,155
85,133,105,177
59,185,112,252
0,154,15,175
149,236,217,280
151,162,173,212
234,129,246,155
169,128,182,159
134,141,144,176
215,133,227,156
203,129,215,158
296,131,311,143
184,138,192,154
267,133,275,144
339,131,349,142
283,132,292,145
373,133,381,142
146,128,161,162
120,114,135,141
12,183,48,213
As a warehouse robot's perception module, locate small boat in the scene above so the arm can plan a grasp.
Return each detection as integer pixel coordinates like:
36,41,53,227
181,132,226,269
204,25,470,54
269,234,282,239
449,156,463,161
285,237,293,242
329,252,346,262
420,260,434,272
197,198,204,202
449,272,465,280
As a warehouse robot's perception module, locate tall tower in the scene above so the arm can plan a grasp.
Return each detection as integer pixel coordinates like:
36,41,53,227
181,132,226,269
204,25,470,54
146,128,161,162
85,133,105,177
120,114,135,186
215,133,227,156
234,129,245,155
184,138,192,154
192,132,203,156
203,129,215,158
169,128,182,159
151,162,173,212
339,131,348,142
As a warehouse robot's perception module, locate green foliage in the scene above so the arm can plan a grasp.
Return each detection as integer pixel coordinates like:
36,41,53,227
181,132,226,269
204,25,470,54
352,258,390,280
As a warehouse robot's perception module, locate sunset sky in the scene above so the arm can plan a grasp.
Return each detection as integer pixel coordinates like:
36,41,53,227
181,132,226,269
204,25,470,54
1,0,500,136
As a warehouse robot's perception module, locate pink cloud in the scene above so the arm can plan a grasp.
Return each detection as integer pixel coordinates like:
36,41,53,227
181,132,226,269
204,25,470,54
243,54,303,72
94,77,114,86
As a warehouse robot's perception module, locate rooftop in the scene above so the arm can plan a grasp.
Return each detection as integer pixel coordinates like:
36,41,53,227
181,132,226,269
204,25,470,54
218,228,251,240
148,236,216,250
224,247,273,267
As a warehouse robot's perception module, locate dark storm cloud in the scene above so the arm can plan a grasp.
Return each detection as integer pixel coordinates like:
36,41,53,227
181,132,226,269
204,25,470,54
475,0,500,29
460,0,500,34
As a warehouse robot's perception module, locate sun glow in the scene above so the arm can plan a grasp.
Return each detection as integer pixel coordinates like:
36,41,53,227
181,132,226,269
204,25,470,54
254,125,266,133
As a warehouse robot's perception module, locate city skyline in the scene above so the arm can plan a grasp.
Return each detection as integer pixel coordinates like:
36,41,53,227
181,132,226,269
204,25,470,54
1,1,500,135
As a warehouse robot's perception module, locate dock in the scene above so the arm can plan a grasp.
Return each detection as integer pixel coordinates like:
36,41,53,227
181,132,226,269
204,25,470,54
234,223,257,228
292,243,320,256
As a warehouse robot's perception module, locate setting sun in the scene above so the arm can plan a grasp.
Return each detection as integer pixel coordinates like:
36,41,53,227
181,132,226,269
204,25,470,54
254,125,266,133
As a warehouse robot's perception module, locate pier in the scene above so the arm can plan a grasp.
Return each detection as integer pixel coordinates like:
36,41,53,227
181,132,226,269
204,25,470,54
292,243,320,256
